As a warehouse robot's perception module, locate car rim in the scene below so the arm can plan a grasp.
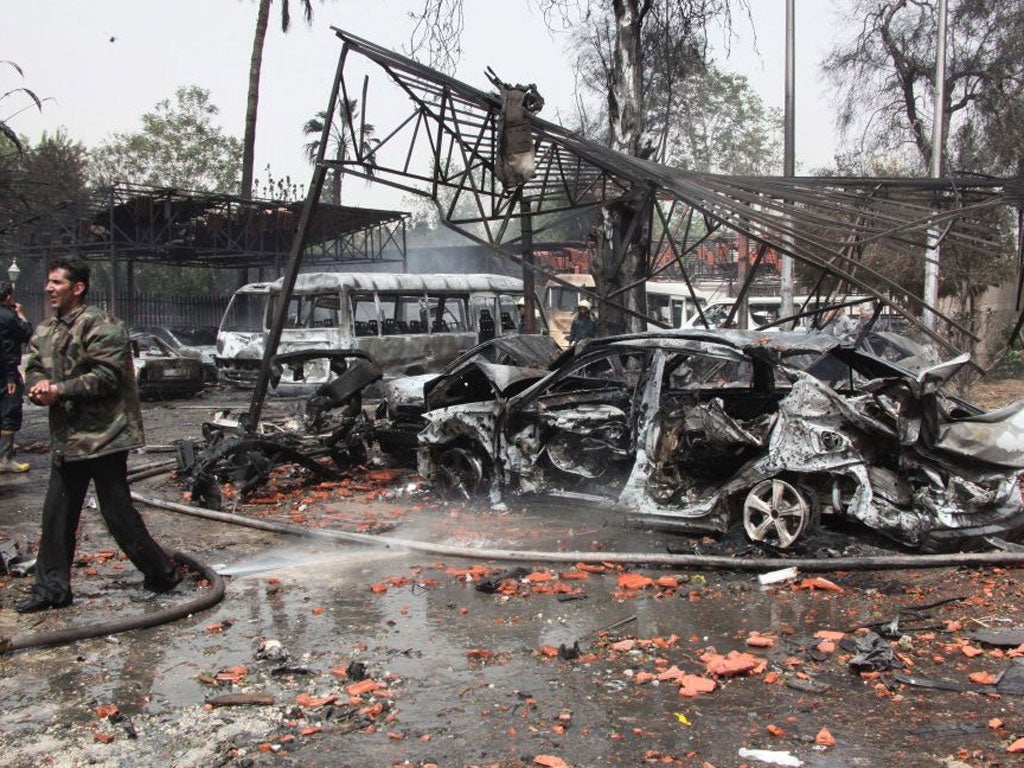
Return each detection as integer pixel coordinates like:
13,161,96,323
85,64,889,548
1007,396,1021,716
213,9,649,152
742,478,810,549
437,447,487,499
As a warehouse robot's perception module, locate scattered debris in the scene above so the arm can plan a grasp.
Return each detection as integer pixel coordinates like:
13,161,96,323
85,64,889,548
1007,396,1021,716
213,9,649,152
176,350,381,507
254,638,289,662
970,627,1024,647
737,746,804,766
895,658,1024,695
204,693,277,708
759,566,799,586
842,630,904,672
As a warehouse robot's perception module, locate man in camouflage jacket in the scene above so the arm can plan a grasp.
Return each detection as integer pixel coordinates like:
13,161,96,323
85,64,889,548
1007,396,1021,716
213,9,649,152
16,256,179,613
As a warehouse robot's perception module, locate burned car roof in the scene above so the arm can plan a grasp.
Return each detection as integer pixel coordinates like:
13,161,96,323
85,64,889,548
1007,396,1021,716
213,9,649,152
418,330,1024,553
422,334,563,405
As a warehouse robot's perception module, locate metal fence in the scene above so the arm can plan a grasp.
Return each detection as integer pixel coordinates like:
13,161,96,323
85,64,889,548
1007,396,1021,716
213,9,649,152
19,291,228,331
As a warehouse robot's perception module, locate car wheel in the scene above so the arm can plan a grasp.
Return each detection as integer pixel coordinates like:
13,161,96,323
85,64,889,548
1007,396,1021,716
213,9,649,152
435,444,490,500
742,478,812,550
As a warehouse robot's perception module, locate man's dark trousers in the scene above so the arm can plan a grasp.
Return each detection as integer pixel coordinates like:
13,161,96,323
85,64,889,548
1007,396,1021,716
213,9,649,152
32,450,175,603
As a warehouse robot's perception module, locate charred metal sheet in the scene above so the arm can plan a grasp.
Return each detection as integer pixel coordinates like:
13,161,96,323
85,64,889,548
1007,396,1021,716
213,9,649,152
485,69,544,190
177,351,382,509
932,401,1024,473
426,362,550,412
377,335,561,463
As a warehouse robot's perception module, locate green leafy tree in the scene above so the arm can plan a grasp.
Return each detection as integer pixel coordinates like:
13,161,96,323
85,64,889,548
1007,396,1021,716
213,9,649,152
1,60,49,239
654,66,781,174
573,45,781,174
302,98,377,205
89,87,244,297
0,130,90,301
90,85,241,192
240,0,318,199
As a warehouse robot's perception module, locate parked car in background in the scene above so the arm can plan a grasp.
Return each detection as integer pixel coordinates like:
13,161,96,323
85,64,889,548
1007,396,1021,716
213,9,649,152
130,331,206,399
133,325,219,383
418,330,1024,553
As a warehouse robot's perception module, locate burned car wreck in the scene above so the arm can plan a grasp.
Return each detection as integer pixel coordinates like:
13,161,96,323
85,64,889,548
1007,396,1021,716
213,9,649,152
375,334,563,462
417,331,1024,552
177,350,381,508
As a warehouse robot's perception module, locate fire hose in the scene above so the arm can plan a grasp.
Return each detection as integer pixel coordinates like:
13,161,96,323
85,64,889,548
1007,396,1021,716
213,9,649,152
131,491,1024,571
0,550,224,654
9,475,1024,655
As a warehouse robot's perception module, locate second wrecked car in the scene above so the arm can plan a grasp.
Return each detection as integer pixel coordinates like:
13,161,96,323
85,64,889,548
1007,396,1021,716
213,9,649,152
375,334,563,461
417,330,1024,552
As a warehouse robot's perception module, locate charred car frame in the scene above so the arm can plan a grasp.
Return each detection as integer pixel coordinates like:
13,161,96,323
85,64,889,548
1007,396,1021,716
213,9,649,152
417,331,1024,552
375,334,563,462
177,350,382,508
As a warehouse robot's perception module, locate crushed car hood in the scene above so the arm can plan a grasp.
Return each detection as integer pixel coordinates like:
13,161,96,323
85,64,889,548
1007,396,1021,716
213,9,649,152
385,334,562,410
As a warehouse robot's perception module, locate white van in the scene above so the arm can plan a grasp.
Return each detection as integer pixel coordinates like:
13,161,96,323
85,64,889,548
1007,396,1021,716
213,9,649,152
216,272,540,386
645,280,711,329
680,295,874,332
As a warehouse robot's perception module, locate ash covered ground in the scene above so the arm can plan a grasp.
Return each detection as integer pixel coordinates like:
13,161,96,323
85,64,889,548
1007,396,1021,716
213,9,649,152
2,386,1024,768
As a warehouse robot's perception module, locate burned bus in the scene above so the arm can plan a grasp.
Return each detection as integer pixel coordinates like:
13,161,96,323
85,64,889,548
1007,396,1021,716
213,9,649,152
215,272,541,387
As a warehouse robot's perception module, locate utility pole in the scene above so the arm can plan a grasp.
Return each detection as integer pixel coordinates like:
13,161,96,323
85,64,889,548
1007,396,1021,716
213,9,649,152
780,0,796,324
923,0,948,330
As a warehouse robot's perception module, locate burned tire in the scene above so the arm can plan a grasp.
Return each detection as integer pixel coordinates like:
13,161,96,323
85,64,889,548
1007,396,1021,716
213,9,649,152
742,478,813,550
434,444,491,500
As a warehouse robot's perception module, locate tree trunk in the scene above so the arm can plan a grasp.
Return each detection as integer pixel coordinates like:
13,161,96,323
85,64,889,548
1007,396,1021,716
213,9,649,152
333,138,343,206
593,188,649,336
608,0,644,157
240,0,271,200
599,0,649,336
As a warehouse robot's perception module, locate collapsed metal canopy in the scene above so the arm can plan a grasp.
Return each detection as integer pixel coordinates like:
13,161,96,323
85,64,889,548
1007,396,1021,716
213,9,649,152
323,26,1023,351
1,182,408,269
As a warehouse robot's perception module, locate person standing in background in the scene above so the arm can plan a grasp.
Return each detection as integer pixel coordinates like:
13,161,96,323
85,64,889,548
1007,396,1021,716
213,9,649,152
0,280,32,473
567,299,597,345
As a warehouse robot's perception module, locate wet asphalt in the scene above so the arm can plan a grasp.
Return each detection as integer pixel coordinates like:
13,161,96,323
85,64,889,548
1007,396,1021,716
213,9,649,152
1,388,1023,767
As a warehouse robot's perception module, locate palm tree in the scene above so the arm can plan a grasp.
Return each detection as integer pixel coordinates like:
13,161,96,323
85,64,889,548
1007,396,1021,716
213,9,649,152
302,98,376,205
1,60,43,151
240,0,315,200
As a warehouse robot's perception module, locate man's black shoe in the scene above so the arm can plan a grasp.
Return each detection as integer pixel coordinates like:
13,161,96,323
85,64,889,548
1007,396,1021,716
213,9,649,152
144,569,182,594
16,595,72,614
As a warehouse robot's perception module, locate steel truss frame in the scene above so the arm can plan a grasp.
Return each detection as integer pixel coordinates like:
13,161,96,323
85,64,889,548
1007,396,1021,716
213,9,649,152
318,27,1024,354
1,182,408,269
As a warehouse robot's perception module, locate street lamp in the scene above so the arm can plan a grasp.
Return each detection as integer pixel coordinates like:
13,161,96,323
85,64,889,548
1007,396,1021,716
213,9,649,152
7,258,20,286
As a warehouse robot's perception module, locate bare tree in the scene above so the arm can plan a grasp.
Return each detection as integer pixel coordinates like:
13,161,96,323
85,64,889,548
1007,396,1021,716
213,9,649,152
410,0,744,334
822,0,1024,174
823,1,1023,356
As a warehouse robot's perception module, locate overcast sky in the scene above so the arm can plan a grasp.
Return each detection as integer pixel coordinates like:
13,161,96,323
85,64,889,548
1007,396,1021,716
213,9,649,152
4,1,846,209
